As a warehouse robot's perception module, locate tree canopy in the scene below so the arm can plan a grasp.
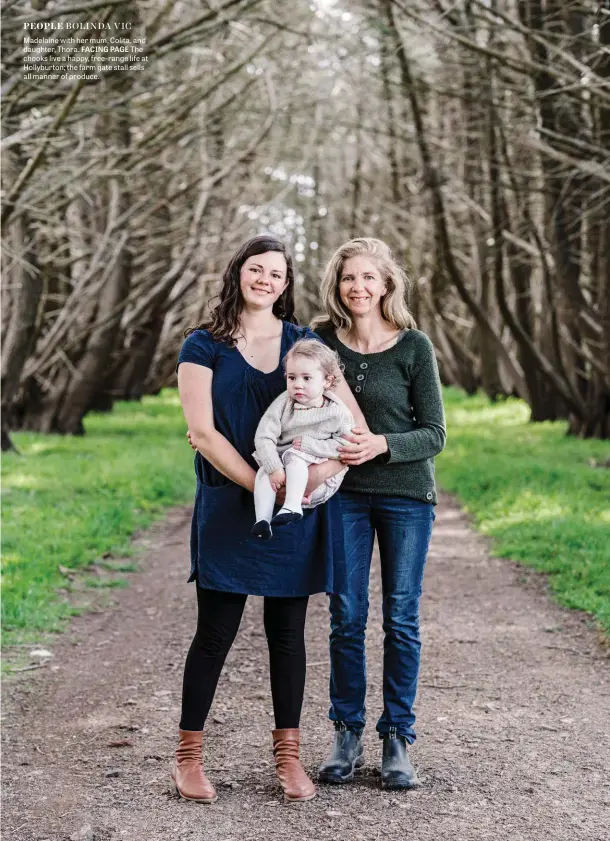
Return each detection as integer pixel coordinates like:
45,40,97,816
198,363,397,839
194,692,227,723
2,0,608,445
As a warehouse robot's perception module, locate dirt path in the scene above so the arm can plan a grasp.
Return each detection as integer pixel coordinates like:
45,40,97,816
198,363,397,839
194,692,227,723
2,495,609,841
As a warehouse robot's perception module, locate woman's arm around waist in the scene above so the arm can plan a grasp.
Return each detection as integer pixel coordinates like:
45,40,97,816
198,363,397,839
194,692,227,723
178,362,257,492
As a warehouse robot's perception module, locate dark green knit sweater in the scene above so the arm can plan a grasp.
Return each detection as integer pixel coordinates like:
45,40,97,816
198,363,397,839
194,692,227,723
315,326,446,504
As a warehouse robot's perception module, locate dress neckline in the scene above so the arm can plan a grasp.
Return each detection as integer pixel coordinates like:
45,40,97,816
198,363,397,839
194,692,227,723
234,320,287,377
332,328,409,359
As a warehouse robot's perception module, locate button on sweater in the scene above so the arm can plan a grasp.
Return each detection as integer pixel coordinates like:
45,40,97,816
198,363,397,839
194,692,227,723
315,327,446,503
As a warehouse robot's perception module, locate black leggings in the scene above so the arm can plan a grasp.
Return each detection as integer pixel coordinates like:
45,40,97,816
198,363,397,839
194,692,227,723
180,587,309,731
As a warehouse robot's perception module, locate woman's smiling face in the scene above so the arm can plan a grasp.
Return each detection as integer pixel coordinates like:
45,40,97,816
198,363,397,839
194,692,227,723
239,251,288,311
338,255,387,317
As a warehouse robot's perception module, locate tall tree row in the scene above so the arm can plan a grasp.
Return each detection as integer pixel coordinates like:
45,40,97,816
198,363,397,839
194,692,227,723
2,0,608,446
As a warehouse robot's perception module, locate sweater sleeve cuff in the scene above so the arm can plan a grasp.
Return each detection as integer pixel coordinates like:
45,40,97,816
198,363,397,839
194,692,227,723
299,435,316,455
261,454,284,474
384,432,416,464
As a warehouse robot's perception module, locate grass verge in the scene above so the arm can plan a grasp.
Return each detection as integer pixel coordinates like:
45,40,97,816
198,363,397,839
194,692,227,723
436,389,610,634
1,391,194,650
3,387,608,656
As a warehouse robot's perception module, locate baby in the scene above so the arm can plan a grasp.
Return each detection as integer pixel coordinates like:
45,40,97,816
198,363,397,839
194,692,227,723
251,339,354,540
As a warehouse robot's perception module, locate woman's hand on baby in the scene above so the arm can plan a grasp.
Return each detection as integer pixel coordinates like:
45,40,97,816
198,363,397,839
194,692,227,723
269,468,286,492
186,429,197,451
338,427,388,465
292,437,302,450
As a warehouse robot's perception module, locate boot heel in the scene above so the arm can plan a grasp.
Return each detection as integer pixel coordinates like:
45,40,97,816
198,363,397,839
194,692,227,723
284,790,317,803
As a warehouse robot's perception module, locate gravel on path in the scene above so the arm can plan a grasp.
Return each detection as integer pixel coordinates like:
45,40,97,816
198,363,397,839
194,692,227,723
2,495,609,841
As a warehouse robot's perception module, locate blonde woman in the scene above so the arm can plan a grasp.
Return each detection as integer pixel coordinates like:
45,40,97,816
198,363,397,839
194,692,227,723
313,238,446,790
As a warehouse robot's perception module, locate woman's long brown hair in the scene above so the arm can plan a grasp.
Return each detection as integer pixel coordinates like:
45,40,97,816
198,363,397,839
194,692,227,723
186,235,297,345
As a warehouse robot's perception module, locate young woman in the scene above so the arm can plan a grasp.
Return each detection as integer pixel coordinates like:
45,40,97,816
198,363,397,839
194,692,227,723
313,238,446,790
174,235,358,804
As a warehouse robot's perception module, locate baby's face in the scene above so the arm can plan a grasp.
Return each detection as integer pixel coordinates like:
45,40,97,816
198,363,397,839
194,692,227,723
286,356,329,406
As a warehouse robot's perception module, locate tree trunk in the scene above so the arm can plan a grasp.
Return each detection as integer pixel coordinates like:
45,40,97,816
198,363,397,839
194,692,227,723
0,147,42,450
568,6,610,438
518,0,591,413
53,6,137,433
350,60,365,238
460,13,504,401
383,0,528,398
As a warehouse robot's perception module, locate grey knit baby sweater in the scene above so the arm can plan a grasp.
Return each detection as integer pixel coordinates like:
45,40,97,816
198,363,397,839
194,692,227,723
254,391,355,475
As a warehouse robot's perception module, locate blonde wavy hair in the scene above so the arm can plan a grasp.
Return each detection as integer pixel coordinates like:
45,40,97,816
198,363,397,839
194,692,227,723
283,339,343,389
310,238,416,332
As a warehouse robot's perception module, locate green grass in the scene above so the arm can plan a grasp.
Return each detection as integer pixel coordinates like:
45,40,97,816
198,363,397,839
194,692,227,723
1,390,194,645
436,389,610,633
3,387,609,652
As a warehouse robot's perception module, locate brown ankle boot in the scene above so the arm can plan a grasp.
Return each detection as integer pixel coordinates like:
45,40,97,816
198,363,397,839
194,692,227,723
171,729,217,803
272,728,316,802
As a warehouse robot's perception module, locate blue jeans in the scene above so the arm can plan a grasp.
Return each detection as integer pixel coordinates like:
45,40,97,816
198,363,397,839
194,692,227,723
329,492,435,743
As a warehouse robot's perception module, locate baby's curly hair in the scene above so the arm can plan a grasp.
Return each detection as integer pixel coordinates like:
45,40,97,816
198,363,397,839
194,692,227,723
283,339,343,389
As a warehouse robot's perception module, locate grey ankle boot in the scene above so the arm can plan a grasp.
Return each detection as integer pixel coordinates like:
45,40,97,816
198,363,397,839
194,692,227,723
318,725,364,784
380,729,418,790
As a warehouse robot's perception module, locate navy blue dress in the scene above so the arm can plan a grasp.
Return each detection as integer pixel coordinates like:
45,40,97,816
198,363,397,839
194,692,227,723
177,321,347,597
